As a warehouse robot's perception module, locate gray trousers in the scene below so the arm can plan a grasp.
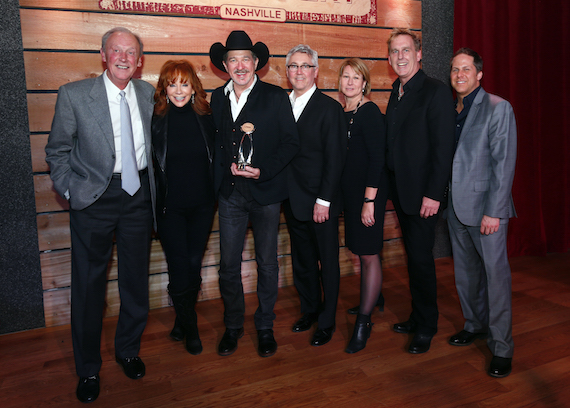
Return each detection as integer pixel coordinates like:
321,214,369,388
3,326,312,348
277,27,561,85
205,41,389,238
447,198,514,358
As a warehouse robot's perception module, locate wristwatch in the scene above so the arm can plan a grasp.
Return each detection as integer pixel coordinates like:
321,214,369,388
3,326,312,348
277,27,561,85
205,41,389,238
363,197,375,203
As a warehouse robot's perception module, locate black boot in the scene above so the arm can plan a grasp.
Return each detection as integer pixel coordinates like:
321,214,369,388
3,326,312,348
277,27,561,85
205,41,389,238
170,286,203,355
345,313,373,354
169,316,185,342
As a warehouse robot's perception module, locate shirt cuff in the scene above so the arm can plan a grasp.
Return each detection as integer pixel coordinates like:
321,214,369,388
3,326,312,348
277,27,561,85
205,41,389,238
316,198,330,207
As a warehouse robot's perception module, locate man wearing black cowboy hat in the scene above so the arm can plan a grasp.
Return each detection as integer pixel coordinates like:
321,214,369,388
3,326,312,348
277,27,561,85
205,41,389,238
209,30,299,358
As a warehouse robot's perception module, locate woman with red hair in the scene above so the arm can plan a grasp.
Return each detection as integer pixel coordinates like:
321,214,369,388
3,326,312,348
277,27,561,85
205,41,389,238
152,60,216,355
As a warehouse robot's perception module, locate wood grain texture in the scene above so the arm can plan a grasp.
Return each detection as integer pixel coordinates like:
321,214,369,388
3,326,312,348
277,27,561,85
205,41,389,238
40,219,406,326
19,0,422,29
24,52,396,91
2,253,569,407
20,8,403,57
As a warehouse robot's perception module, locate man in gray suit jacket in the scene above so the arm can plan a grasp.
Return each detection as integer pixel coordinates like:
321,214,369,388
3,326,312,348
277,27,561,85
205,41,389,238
447,48,517,378
45,27,156,403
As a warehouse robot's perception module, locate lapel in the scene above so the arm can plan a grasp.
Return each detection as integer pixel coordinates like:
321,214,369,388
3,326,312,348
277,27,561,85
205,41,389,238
133,79,154,149
232,78,260,125
458,87,486,148
88,75,114,150
297,88,320,124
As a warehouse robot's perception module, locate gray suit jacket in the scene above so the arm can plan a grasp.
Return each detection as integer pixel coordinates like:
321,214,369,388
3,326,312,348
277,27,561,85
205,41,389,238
450,87,517,226
46,74,156,217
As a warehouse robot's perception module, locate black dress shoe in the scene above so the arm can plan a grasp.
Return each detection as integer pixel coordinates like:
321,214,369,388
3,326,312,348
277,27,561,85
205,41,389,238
115,356,145,379
76,375,99,403
347,293,385,314
448,330,487,346
292,313,318,332
218,327,244,356
393,320,417,334
408,333,433,354
488,356,512,378
257,329,277,357
311,326,335,346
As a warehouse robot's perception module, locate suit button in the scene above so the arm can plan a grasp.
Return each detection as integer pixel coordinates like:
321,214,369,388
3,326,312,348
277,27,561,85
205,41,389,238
112,154,116,159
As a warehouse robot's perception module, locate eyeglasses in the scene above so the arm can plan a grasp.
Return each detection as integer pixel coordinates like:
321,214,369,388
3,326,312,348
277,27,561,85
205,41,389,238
286,64,316,72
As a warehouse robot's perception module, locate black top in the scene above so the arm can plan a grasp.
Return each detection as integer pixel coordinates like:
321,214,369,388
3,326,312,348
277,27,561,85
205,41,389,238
384,69,456,215
341,101,387,255
165,103,213,208
210,79,300,206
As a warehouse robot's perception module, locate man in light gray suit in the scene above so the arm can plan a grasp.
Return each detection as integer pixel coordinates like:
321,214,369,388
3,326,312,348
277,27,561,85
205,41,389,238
45,27,155,403
446,48,517,378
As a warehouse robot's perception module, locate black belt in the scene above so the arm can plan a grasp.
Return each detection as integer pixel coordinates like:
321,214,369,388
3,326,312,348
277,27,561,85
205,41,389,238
112,168,148,179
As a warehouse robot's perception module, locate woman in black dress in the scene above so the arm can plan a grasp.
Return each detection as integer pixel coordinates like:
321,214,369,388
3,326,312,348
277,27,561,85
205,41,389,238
152,60,216,355
339,58,388,353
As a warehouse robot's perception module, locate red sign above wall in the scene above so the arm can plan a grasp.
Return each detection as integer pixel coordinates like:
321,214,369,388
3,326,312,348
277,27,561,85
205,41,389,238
98,0,377,25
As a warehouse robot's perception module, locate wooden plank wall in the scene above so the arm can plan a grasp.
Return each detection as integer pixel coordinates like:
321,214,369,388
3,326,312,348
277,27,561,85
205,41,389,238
20,0,420,327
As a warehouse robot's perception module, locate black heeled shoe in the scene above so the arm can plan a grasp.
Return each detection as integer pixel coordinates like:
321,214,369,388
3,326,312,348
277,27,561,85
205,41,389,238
345,313,373,353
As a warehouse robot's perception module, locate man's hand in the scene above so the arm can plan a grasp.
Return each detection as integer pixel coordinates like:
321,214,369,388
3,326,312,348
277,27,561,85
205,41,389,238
230,162,260,179
480,215,500,235
313,203,330,223
419,196,440,218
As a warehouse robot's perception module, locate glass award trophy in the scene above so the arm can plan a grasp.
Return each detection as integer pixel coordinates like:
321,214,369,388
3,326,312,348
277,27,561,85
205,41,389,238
237,122,255,170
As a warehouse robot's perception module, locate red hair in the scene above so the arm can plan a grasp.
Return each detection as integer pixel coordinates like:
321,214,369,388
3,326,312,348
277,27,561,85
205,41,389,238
154,60,211,117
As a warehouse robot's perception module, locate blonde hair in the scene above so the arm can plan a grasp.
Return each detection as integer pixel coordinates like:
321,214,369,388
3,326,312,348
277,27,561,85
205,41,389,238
338,58,371,96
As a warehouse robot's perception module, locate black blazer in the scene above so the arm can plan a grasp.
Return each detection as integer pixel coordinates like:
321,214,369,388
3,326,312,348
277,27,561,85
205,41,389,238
210,78,299,206
151,109,216,215
287,89,347,222
385,70,456,215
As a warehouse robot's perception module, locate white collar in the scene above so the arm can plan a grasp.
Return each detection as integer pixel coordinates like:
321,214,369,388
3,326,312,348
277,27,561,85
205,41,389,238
102,70,134,99
224,75,258,97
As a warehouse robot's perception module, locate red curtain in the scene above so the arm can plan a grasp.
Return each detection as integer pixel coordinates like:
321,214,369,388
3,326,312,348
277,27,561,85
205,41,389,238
454,0,570,256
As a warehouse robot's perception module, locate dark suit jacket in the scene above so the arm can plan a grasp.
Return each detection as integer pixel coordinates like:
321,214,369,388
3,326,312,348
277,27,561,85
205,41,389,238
45,75,156,216
151,109,216,215
287,89,347,221
210,78,299,206
450,88,517,226
386,70,456,215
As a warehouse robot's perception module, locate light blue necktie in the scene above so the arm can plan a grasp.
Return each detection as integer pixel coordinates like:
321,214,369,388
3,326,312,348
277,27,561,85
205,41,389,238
119,91,140,195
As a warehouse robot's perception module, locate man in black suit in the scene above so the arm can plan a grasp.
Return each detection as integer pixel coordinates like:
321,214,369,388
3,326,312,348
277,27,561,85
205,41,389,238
209,31,299,358
385,29,455,353
284,44,347,347
45,27,156,403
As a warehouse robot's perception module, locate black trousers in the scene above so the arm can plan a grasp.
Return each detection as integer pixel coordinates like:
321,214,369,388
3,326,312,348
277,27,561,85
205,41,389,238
284,200,340,329
157,203,215,295
389,174,439,336
69,175,152,378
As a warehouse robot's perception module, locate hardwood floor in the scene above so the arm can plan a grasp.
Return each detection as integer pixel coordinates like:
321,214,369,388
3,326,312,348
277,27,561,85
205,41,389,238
1,252,569,407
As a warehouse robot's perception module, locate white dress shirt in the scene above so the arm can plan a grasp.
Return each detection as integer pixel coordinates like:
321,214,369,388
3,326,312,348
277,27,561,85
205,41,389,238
224,75,258,121
103,71,147,173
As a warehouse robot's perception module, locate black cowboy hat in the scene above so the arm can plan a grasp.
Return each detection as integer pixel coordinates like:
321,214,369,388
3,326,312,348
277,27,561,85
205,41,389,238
209,30,270,73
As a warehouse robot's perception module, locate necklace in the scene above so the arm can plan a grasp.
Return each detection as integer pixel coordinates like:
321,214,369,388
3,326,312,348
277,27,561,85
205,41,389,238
346,94,364,139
